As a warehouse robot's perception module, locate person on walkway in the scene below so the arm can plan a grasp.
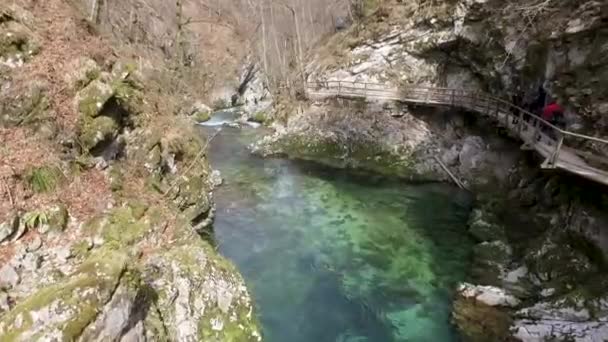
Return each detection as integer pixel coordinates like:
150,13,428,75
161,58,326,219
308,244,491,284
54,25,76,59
543,101,565,128
530,85,547,116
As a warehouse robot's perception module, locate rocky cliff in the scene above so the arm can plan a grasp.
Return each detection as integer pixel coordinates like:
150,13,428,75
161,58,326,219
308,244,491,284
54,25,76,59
0,1,260,340
255,0,608,340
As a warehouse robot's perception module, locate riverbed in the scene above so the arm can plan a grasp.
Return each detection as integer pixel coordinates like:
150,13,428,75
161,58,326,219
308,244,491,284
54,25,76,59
200,120,474,342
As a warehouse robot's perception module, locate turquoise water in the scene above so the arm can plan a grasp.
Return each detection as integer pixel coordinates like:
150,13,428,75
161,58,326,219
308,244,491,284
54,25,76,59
203,125,474,342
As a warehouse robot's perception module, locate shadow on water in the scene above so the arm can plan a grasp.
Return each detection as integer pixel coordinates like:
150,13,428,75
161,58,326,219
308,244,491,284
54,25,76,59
202,124,474,342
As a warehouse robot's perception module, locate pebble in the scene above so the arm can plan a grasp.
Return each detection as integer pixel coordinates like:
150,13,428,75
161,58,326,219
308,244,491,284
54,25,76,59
0,265,20,288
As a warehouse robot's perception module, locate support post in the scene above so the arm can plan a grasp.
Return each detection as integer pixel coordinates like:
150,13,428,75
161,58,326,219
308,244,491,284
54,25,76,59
550,133,565,167
533,118,541,142
518,110,524,137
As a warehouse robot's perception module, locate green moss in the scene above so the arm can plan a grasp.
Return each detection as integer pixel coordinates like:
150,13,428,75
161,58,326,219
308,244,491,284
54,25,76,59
127,200,149,220
250,111,267,124
108,166,124,192
102,207,149,248
71,240,92,259
26,165,64,193
0,249,127,341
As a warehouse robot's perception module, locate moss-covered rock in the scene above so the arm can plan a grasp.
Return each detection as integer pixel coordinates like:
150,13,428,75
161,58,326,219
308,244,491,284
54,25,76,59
64,57,101,91
84,206,151,249
0,20,39,66
77,115,120,152
194,110,211,122
0,81,49,127
0,249,128,341
75,80,114,118
250,111,267,124
143,238,261,342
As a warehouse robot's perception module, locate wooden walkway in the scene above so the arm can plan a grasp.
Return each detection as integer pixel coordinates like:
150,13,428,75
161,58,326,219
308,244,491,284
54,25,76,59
305,81,608,186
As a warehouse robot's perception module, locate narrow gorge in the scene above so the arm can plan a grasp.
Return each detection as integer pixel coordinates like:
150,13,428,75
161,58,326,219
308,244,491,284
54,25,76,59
1,0,607,341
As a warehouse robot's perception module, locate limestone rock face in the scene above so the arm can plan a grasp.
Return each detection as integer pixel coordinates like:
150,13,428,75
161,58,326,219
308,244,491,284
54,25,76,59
0,249,128,341
143,241,261,342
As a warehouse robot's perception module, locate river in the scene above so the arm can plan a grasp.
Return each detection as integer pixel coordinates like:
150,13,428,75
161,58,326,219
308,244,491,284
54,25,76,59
200,116,474,342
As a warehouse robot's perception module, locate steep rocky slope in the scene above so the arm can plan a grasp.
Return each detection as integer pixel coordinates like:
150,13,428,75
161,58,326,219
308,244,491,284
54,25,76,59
0,1,260,340
255,0,608,341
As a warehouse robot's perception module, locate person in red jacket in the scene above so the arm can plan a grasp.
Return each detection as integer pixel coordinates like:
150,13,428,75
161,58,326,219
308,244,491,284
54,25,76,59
543,101,565,128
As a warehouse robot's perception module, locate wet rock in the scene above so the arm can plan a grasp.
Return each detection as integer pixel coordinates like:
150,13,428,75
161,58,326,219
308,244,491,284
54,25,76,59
452,284,514,342
512,296,608,342
0,264,20,288
458,283,521,307
209,169,223,188
183,100,212,122
467,209,507,242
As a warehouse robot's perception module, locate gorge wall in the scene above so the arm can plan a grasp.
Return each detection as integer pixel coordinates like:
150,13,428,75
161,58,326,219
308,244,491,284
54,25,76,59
256,0,608,341
0,0,260,340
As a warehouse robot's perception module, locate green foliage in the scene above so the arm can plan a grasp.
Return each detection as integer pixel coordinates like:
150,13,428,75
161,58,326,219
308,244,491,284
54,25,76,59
23,210,48,229
26,165,63,193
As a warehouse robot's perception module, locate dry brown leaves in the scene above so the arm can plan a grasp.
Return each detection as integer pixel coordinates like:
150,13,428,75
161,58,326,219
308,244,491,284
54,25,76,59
11,0,114,130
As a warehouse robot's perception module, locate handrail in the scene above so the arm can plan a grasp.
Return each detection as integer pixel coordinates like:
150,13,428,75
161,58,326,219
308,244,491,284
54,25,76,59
304,80,608,185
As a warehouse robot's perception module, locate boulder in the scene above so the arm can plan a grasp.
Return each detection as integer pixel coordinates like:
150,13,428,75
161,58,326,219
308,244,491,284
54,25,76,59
0,81,49,127
76,80,114,118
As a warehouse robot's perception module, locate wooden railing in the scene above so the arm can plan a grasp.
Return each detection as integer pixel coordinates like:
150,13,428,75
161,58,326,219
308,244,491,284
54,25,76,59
305,80,608,186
